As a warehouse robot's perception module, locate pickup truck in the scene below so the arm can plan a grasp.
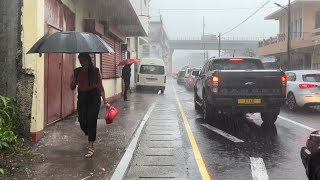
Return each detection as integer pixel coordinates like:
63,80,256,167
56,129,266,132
194,57,287,124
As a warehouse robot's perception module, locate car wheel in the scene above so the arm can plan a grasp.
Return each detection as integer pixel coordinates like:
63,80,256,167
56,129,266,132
312,166,320,180
160,89,164,94
287,93,298,111
194,91,201,112
203,95,218,124
261,110,279,124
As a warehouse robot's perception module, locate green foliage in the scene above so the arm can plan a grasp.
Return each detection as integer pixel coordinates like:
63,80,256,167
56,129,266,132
0,96,19,151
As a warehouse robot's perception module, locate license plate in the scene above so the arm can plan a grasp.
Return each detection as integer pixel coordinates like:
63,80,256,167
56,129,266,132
146,78,158,81
238,99,261,104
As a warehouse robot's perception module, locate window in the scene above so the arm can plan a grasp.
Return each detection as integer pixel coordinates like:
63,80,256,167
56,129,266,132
178,70,186,77
210,59,264,70
200,61,210,75
299,18,303,38
140,65,165,75
315,11,320,29
286,72,296,81
294,20,298,38
303,74,320,82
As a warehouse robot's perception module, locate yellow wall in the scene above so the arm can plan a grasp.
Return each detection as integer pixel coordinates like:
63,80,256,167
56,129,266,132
103,78,122,99
22,0,45,133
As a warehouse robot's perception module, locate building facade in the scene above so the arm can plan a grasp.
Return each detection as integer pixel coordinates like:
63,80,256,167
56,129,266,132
257,0,320,71
0,0,149,142
141,16,171,72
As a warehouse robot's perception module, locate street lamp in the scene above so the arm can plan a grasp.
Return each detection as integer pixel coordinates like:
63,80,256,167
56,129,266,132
275,1,291,70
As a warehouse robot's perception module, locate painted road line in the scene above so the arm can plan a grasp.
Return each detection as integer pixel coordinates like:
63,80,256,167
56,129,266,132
173,87,211,180
278,115,316,132
110,103,156,180
250,157,269,180
201,124,244,143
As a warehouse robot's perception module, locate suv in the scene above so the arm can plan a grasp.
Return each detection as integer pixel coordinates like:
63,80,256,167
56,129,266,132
177,70,186,85
194,57,287,124
185,68,201,90
285,70,320,111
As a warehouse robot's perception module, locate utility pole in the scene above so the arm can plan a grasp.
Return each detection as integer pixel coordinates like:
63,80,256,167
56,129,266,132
218,33,221,57
287,0,291,70
203,16,206,62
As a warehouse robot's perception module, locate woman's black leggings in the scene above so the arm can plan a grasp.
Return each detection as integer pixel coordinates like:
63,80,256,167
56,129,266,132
77,89,101,142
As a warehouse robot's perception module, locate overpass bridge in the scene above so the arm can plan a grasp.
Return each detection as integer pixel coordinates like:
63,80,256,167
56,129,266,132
166,36,261,73
169,36,260,51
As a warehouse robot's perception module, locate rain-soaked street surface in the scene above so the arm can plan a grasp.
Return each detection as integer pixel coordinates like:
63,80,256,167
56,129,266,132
164,78,319,180
8,78,318,180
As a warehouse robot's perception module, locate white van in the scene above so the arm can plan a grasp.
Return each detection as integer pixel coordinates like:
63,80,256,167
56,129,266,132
136,58,166,93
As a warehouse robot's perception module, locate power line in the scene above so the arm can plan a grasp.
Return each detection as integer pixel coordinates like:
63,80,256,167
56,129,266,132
222,0,272,36
150,7,275,11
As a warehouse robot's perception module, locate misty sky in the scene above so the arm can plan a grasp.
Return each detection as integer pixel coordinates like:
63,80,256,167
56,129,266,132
150,0,289,39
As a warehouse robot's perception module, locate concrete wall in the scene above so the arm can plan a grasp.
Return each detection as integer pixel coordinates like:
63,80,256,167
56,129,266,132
0,0,20,98
0,0,34,136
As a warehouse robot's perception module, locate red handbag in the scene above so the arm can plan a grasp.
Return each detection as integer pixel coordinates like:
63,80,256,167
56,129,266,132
105,106,118,124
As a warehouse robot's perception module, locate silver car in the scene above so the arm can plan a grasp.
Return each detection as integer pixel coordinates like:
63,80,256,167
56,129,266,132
285,70,320,111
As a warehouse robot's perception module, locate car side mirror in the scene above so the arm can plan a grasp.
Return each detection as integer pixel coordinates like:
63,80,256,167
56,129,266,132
192,71,200,76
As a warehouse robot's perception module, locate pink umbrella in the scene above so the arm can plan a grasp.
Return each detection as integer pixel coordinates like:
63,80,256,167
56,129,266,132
118,59,141,66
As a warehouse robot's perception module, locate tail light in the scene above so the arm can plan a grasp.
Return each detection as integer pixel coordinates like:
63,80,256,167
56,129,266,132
211,75,219,94
281,76,287,95
306,137,310,146
187,77,193,83
164,76,166,83
299,83,317,89
229,58,243,62
137,75,139,82
212,76,219,83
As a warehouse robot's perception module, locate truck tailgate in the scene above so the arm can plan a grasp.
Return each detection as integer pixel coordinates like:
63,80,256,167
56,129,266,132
217,70,285,96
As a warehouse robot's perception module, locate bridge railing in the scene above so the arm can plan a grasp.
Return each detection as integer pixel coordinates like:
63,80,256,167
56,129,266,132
169,36,263,41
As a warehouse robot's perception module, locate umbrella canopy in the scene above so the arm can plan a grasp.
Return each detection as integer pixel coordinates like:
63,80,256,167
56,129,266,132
118,59,141,66
27,31,114,54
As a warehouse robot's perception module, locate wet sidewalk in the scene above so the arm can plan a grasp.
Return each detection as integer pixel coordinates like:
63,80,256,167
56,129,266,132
9,91,157,180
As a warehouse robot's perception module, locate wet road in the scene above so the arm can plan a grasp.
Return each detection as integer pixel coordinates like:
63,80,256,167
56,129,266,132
170,78,319,180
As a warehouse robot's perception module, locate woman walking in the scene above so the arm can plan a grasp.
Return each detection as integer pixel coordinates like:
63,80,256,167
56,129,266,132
70,53,110,158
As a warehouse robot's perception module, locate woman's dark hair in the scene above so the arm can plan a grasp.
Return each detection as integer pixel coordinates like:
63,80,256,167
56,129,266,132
78,53,97,86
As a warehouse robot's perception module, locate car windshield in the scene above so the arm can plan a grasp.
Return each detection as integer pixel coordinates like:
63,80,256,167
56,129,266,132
211,59,264,70
303,74,320,82
139,65,165,75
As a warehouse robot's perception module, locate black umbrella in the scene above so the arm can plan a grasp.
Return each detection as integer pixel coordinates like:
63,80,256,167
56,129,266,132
27,31,114,54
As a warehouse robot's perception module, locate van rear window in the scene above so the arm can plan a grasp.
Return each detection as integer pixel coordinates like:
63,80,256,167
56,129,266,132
140,65,165,75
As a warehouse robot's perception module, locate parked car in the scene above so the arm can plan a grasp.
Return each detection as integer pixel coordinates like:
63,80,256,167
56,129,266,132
194,57,287,124
177,70,186,85
301,130,320,180
136,58,166,94
184,68,201,90
285,70,320,111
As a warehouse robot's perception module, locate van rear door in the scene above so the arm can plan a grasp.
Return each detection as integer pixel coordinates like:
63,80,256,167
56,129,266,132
138,65,166,85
